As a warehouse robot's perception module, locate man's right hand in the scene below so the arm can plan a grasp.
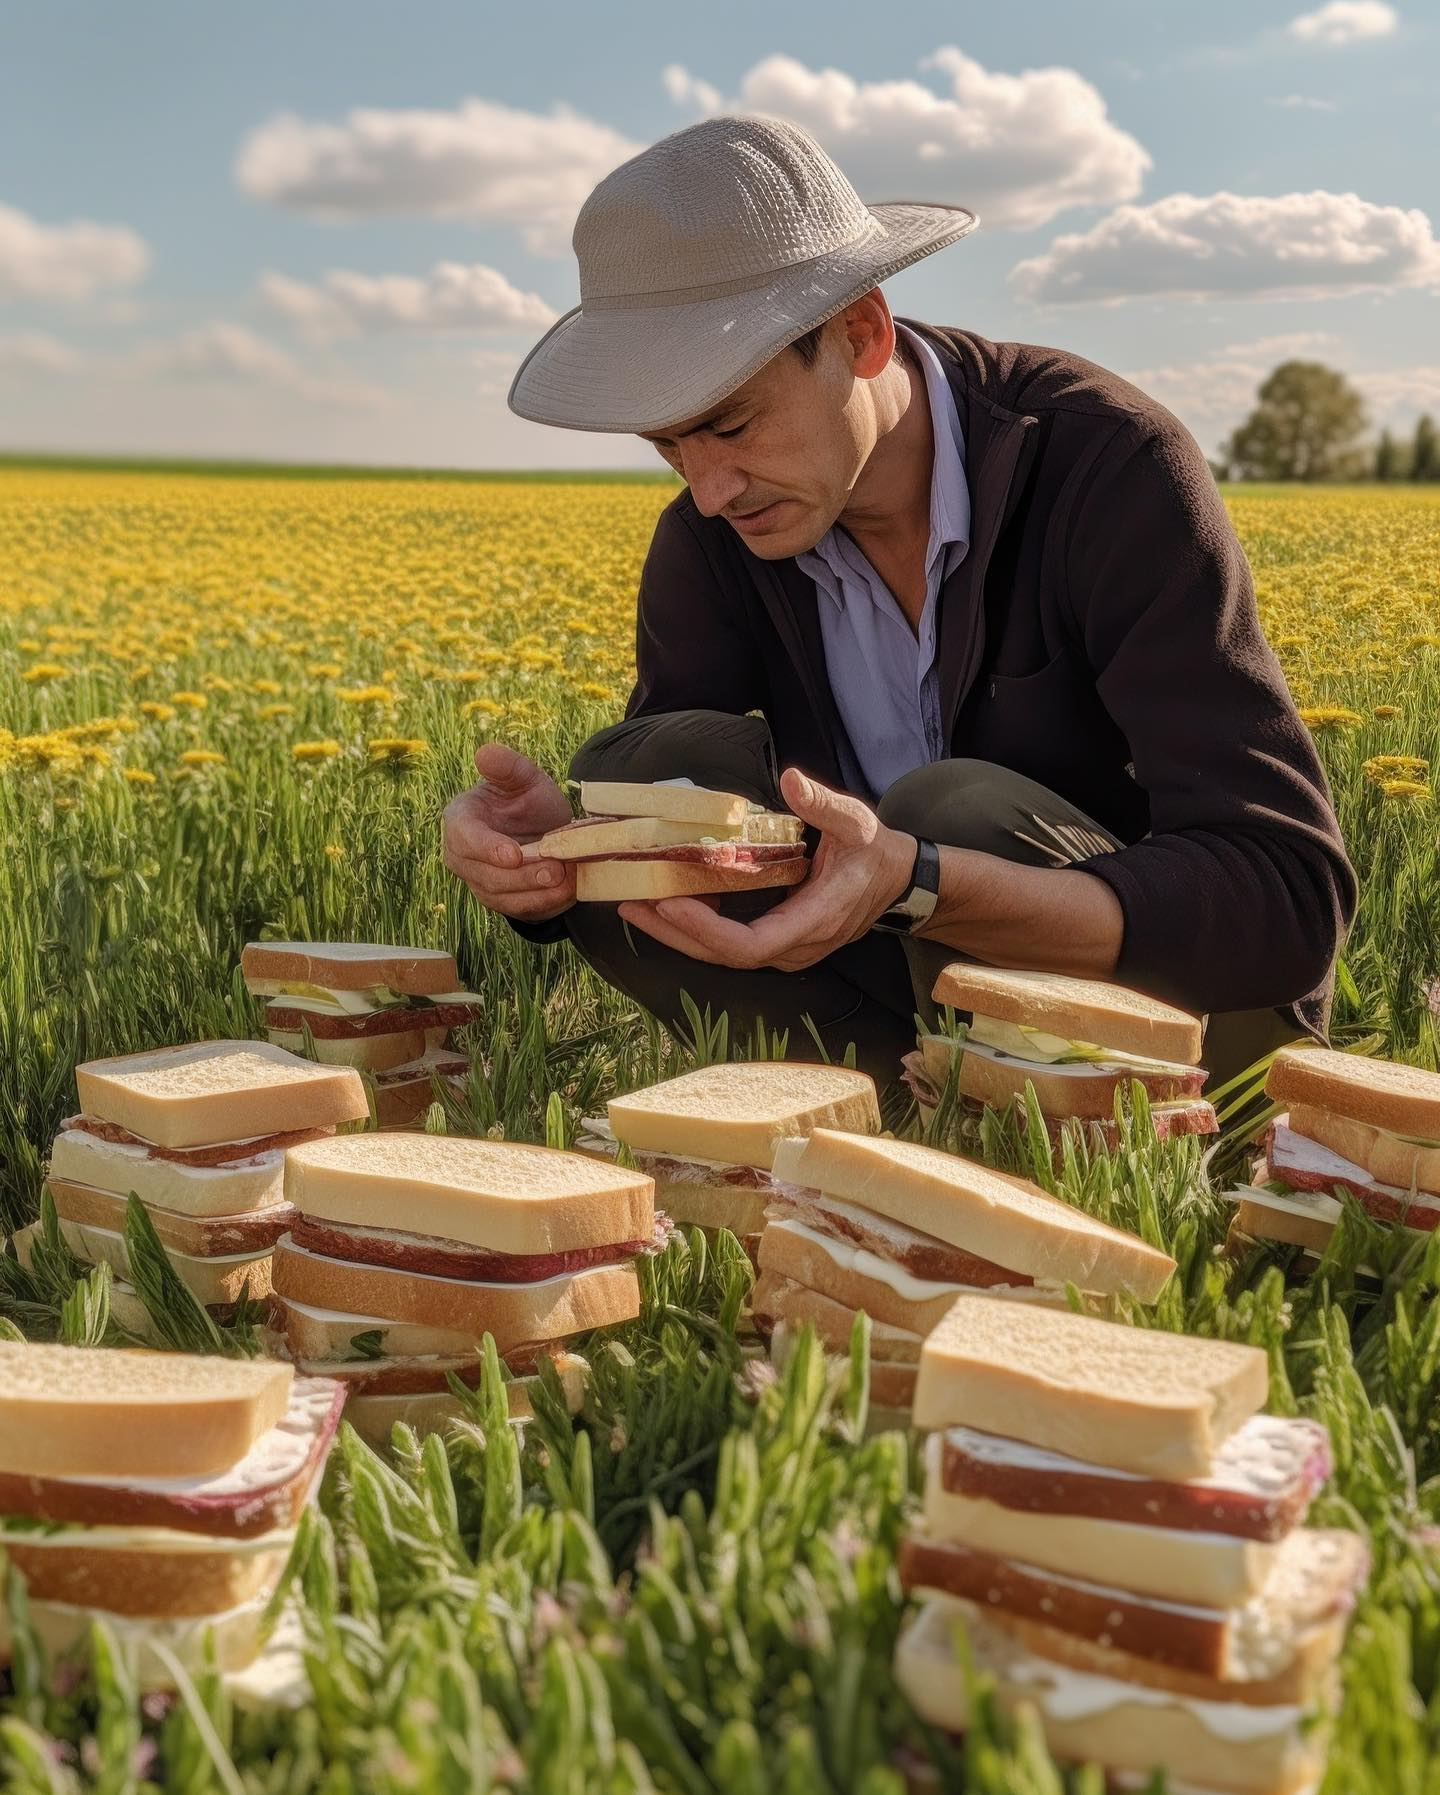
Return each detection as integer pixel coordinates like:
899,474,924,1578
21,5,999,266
441,743,577,922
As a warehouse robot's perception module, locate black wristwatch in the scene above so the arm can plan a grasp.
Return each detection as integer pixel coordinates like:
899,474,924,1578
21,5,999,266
874,837,941,934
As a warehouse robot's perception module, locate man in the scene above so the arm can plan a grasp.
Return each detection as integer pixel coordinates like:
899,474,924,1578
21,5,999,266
443,116,1354,1088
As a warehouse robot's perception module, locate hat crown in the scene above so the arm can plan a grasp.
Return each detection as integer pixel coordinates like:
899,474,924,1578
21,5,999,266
575,116,877,305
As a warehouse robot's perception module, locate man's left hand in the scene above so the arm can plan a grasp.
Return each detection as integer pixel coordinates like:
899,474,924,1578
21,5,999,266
617,767,917,971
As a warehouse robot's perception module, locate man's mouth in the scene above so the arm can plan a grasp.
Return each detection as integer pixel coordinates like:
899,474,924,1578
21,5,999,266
729,500,788,534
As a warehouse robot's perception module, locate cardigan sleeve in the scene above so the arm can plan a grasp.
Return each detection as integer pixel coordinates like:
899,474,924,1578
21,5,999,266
1068,419,1356,1015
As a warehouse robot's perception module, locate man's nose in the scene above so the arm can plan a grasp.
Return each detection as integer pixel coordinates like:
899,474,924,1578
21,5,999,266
678,442,746,517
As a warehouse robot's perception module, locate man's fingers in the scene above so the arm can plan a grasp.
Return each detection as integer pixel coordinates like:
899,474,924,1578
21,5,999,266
474,741,542,794
616,902,729,965
779,765,871,843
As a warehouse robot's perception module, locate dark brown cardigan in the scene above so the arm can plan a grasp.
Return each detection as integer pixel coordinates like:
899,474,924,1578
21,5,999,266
623,322,1356,1036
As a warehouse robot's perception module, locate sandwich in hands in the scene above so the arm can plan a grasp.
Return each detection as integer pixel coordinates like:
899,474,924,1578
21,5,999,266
242,940,482,1127
25,1041,368,1316
269,1133,665,1441
526,779,808,902
579,1061,880,1256
751,1130,1176,1419
908,965,1217,1147
897,1296,1366,1795
0,1341,342,1689
1225,1046,1440,1255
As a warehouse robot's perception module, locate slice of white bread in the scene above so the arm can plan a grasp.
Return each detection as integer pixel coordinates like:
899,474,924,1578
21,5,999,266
0,1342,292,1480
270,1237,641,1342
46,1178,291,1258
608,1063,880,1169
1267,1047,1440,1145
1,1531,290,1621
895,1596,1328,1795
537,816,736,857
284,1133,653,1255
770,1131,1175,1303
241,940,460,995
47,1126,286,1216
0,1590,274,1690
265,1026,431,1072
574,856,807,903
958,1047,1201,1122
645,1175,771,1238
74,1040,369,1149
1225,1186,1342,1254
578,780,749,827
272,1294,478,1361
341,1350,588,1447
912,1295,1269,1480
1285,1100,1440,1196
31,1214,275,1308
758,1280,921,1412
757,1215,1063,1335
930,965,1204,1065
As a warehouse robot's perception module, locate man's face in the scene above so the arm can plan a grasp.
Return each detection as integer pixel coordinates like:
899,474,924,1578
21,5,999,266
638,322,879,558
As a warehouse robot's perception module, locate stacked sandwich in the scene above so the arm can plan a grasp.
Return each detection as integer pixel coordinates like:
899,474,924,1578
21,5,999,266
0,1341,341,1689
242,940,482,1127
898,1296,1367,1795
752,1129,1176,1419
526,779,808,901
1227,1045,1440,1255
906,965,1217,1149
269,1134,662,1442
27,1040,368,1317
579,1061,880,1258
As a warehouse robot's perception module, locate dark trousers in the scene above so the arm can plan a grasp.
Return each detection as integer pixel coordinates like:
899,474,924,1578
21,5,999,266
561,710,1302,1090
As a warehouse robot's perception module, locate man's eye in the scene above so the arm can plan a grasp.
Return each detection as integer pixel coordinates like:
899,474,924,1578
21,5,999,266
713,422,748,440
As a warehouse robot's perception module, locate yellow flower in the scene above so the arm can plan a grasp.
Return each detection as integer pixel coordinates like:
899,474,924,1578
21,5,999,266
179,748,225,767
1364,755,1428,785
17,637,40,652
576,680,613,701
1380,779,1430,802
170,691,208,710
1374,704,1403,719
367,736,428,766
251,678,283,696
123,767,157,785
461,696,502,717
139,701,176,722
1297,705,1363,731
292,739,341,761
258,702,296,720
202,673,234,692
1407,635,1440,651
324,843,346,860
308,662,343,679
23,662,69,682
338,684,393,705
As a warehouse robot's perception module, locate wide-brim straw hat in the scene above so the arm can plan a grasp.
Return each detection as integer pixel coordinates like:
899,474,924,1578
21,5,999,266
508,115,977,434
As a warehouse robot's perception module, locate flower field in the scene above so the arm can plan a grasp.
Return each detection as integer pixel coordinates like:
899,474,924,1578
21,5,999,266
2,465,1440,1793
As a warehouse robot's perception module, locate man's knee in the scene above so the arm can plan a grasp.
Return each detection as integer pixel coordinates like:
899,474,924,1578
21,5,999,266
569,709,779,805
876,758,1001,843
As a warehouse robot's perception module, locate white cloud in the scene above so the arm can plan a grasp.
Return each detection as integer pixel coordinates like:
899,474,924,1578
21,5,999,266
471,348,521,397
1267,93,1339,110
0,330,86,373
1011,190,1440,306
662,48,1150,232
130,322,385,408
234,101,641,256
0,201,149,301
1288,1,1398,45
1355,366,1440,424
1218,329,1340,357
259,263,556,342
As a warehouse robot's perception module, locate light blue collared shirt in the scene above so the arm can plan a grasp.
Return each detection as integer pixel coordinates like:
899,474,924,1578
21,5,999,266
796,323,971,802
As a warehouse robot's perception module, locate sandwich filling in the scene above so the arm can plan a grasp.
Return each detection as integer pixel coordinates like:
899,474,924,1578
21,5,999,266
1247,1118,1440,1232
288,1210,674,1282
263,999,482,1038
765,1187,1035,1289
61,1114,333,1167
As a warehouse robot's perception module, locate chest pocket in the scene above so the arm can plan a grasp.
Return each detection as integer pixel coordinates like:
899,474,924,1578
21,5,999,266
964,646,1130,802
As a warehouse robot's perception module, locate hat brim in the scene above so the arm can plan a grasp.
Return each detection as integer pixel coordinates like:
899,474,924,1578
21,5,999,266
507,201,977,434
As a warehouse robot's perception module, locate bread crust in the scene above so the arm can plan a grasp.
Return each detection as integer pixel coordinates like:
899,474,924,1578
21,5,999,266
608,1062,880,1169
1284,1102,1440,1196
268,1296,476,1361
757,1216,988,1335
270,1237,640,1344
47,1178,293,1257
751,1271,923,1362
1267,1047,1440,1141
575,855,806,902
958,1046,1204,1121
241,941,460,995
46,1213,274,1307
47,1126,286,1216
5,1538,288,1620
930,966,1203,1065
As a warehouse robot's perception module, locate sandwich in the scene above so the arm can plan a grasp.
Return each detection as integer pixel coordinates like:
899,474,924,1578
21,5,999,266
579,1061,880,1255
0,1341,342,1689
752,1130,1176,1419
1225,1046,1440,1255
242,940,482,1127
907,965,1217,1148
269,1133,665,1440
897,1295,1366,1795
526,779,808,902
24,1040,368,1316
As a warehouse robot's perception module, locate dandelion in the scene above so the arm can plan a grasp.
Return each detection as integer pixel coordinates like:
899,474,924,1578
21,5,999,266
258,703,296,720
17,637,40,652
308,662,342,679
1380,779,1430,803
1297,705,1363,732
367,736,428,768
324,843,346,860
251,678,282,696
461,696,503,718
292,739,341,761
138,701,176,722
23,662,69,683
202,673,234,692
1364,755,1428,786
179,749,225,768
576,680,613,701
1374,704,1403,718
123,767,157,786
338,685,393,706
170,691,207,710
1407,635,1440,651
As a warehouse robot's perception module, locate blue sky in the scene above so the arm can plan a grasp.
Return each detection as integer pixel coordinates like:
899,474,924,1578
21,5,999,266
1,0,1435,467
